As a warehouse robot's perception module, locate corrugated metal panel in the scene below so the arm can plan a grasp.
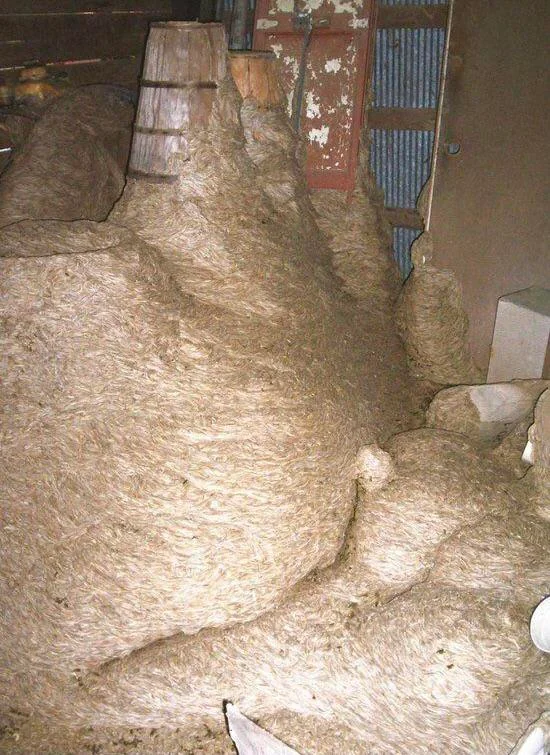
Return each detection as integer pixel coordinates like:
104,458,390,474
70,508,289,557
369,7,445,278
393,226,421,279
373,28,445,108
369,128,433,208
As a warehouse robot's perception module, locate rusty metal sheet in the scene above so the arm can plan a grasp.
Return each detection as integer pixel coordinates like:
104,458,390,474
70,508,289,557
253,0,376,191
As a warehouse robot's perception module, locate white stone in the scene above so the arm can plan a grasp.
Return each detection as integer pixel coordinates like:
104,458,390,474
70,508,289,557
487,286,550,382
426,380,548,445
226,703,300,754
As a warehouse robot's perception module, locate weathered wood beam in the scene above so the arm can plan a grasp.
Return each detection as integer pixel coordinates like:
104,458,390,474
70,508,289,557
0,1,172,15
377,4,448,29
0,56,143,89
0,14,164,68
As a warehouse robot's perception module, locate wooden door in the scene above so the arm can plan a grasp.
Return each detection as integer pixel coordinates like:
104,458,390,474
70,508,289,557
253,0,376,191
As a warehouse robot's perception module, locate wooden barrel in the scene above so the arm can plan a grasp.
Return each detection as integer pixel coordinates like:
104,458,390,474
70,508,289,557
229,51,283,110
129,22,227,181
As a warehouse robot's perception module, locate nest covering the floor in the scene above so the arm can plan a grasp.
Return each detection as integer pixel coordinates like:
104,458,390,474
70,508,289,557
0,43,549,755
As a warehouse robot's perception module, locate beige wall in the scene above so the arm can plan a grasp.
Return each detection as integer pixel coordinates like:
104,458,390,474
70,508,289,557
430,0,550,375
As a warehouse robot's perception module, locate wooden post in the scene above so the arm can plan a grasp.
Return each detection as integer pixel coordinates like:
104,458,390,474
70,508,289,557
129,22,227,181
229,51,283,109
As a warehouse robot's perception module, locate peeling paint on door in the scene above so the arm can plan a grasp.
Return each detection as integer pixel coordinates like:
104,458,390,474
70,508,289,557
324,57,342,72
305,91,322,118
254,0,376,190
256,18,279,29
309,125,330,145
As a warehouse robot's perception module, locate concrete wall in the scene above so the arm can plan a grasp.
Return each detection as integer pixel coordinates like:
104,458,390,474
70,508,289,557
429,0,550,375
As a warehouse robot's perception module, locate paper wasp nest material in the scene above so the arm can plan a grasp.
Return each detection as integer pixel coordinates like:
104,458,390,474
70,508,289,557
21,390,541,755
0,47,417,723
0,85,134,228
396,233,482,386
530,389,550,507
3,390,542,755
6,27,544,754
426,380,549,444
230,49,400,315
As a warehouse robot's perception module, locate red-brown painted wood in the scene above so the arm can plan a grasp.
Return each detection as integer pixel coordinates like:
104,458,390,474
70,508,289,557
253,0,376,192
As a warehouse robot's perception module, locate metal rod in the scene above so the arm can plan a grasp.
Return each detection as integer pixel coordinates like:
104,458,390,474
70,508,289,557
291,17,312,133
425,0,454,232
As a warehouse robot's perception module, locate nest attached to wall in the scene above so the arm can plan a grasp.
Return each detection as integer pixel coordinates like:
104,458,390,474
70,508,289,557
395,232,482,386
236,93,418,435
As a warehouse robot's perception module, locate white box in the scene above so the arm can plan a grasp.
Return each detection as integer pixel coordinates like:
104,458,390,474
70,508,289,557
487,286,550,382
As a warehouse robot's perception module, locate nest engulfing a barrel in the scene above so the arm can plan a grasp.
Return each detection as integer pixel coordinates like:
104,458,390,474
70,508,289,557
1,20,549,754
0,20,389,709
129,22,226,180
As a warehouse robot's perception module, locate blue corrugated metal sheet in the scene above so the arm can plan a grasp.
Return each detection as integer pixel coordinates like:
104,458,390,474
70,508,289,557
369,6,446,278
373,28,445,108
370,129,433,208
393,226,421,279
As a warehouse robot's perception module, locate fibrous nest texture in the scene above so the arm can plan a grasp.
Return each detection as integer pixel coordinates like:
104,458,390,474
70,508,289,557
3,409,548,755
2,64,548,755
426,380,549,444
236,95,417,433
0,114,34,173
311,187,399,310
396,233,481,386
0,85,134,228
240,98,400,312
530,388,550,512
0,73,418,728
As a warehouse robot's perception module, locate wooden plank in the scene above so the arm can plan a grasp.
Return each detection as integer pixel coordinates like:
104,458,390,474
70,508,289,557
0,1,171,15
377,4,448,29
385,207,424,230
0,15,155,67
367,107,436,131
229,52,282,109
54,57,143,88
129,23,225,177
0,57,143,90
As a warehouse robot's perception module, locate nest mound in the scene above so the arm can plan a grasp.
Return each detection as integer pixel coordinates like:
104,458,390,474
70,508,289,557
0,77,413,721
3,62,544,755
0,85,134,228
9,406,545,755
